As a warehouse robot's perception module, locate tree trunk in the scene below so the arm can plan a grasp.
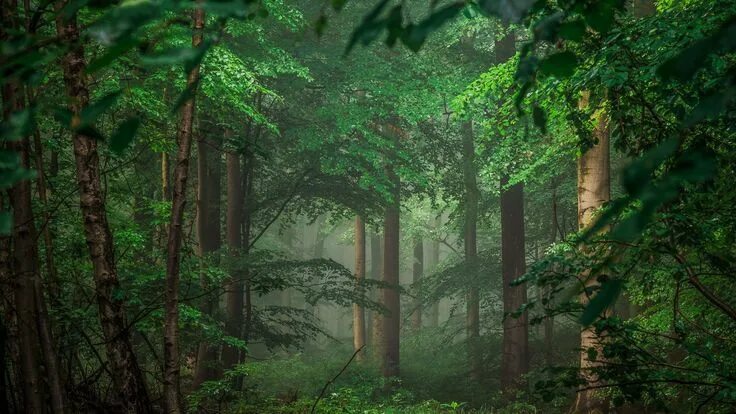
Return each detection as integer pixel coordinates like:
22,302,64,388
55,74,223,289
429,218,440,327
370,232,382,355
163,5,205,412
54,3,152,411
222,151,244,371
2,56,45,414
495,28,529,392
353,216,366,361
573,90,611,413
193,130,222,389
381,168,400,378
462,120,480,378
411,237,423,331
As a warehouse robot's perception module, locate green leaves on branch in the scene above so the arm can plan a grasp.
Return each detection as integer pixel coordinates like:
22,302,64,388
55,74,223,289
580,278,622,326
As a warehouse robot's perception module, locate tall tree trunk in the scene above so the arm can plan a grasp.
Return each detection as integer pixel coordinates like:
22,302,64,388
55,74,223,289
462,120,480,378
380,166,400,378
411,237,423,330
31,129,60,301
2,53,44,414
573,91,611,413
497,28,529,392
222,151,244,371
353,216,366,361
163,5,205,412
545,188,558,365
54,3,152,411
429,218,440,327
192,130,222,389
370,232,383,355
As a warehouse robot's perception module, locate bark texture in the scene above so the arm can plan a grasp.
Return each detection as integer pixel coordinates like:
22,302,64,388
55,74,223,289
353,216,366,361
163,6,205,413
54,1,151,411
573,91,611,414
370,233,383,355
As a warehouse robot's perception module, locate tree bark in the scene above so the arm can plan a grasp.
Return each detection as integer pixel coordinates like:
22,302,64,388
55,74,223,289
411,237,423,331
429,217,441,327
54,3,152,411
222,151,244,371
495,28,529,392
573,90,611,413
370,232,383,356
462,120,480,378
192,129,222,389
163,5,205,412
381,166,400,378
353,216,366,361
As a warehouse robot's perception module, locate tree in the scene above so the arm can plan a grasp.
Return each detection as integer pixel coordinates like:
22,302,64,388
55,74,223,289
498,29,529,392
353,216,366,360
54,1,152,411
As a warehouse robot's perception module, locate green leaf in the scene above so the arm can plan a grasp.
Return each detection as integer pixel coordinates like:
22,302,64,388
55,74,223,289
538,51,578,78
171,79,201,114
558,19,586,42
345,0,391,55
86,35,139,74
109,118,140,154
80,91,121,126
401,4,463,52
580,279,623,326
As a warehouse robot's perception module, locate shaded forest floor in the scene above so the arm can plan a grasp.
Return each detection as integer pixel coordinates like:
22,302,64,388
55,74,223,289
192,327,579,413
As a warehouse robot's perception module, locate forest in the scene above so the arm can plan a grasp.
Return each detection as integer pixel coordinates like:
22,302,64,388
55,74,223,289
1,0,735,412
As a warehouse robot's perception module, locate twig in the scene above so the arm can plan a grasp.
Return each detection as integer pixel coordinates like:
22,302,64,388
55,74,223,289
310,345,365,414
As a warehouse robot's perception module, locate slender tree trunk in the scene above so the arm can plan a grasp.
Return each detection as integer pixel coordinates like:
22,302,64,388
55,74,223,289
222,151,244,371
242,151,254,345
54,3,152,411
381,165,400,378
429,217,440,327
496,28,529,392
411,237,423,330
2,61,45,414
573,91,611,413
192,130,222,389
163,5,205,412
462,120,480,378
353,216,366,361
545,188,558,365
370,232,383,355
31,129,60,301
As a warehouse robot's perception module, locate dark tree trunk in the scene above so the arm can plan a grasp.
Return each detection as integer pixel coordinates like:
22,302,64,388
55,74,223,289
163,6,205,412
496,28,529,392
193,129,222,389
429,217,440,327
381,167,400,378
54,3,152,412
411,237,423,331
222,151,244,371
353,216,366,361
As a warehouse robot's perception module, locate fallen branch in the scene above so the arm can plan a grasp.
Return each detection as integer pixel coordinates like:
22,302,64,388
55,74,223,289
310,345,365,414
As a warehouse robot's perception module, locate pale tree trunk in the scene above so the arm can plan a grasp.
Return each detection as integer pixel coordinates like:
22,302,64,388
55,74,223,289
429,217,440,327
55,1,152,412
163,5,205,412
573,91,611,413
222,151,244,371
381,165,400,378
462,120,480,378
192,130,222,389
497,28,530,392
353,216,366,361
411,237,423,330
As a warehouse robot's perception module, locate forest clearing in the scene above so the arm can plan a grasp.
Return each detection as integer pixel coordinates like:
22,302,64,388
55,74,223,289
1,0,735,412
